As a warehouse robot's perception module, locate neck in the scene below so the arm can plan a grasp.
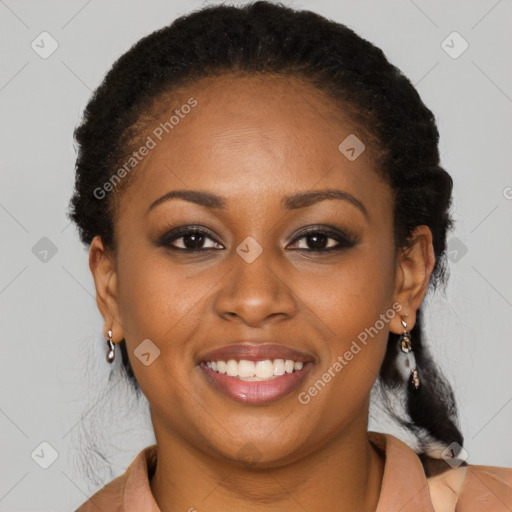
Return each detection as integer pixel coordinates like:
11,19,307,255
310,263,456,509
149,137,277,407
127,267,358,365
149,415,385,512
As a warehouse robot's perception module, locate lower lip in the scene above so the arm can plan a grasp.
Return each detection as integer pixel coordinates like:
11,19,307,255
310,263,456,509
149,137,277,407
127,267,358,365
199,362,314,404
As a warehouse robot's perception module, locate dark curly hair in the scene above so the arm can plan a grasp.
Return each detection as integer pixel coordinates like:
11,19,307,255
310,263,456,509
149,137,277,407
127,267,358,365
68,0,463,456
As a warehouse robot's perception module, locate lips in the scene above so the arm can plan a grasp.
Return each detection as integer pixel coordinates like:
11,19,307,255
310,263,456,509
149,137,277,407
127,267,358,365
200,361,314,404
196,342,316,404
197,342,315,364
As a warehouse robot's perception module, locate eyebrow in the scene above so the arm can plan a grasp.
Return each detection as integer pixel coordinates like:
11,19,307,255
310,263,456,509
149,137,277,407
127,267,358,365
146,188,368,219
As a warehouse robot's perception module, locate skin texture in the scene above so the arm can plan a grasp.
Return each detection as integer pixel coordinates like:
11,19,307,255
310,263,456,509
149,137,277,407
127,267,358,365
89,74,435,512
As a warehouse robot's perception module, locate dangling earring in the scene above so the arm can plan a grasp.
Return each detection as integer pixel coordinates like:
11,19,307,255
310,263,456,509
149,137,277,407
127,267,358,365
396,317,420,391
106,329,115,364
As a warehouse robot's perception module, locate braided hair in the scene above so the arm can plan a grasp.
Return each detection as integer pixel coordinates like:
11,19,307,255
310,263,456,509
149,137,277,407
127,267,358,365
68,0,463,455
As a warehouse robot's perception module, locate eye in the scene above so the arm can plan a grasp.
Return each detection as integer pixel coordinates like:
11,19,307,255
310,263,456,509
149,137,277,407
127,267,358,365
288,227,357,252
157,226,224,251
157,225,357,253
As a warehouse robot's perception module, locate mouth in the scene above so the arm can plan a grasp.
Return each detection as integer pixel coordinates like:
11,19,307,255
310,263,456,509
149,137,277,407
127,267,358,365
197,342,315,404
203,358,306,380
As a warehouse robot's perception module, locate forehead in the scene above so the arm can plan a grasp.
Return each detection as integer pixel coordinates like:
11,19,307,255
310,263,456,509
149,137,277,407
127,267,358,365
116,73,389,218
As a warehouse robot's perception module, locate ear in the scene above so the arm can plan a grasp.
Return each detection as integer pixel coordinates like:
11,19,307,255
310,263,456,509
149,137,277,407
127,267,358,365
89,235,124,343
390,225,436,334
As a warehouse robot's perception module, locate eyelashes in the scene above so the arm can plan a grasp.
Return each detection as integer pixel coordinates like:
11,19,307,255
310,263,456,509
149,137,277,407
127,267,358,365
290,225,357,252
156,225,358,254
158,226,223,251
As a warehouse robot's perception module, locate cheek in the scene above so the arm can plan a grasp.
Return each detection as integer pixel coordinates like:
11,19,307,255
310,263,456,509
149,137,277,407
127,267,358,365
114,248,162,367
116,258,173,339
304,239,396,328
115,244,223,358
114,247,206,401
301,239,396,394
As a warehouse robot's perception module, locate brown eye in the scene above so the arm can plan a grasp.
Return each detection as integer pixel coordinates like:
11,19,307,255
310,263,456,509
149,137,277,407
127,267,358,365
288,227,357,252
157,227,224,251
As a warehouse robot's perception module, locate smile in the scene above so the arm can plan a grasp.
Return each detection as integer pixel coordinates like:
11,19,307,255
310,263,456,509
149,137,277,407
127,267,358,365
199,359,314,404
205,358,304,380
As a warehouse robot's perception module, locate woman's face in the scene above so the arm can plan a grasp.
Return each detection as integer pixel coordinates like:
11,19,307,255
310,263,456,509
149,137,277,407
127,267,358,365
93,73,419,466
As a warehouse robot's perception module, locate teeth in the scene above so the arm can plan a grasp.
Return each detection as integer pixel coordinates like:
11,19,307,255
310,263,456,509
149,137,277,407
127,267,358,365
284,359,295,373
255,360,274,379
273,359,285,376
226,360,238,377
239,360,255,378
205,359,305,380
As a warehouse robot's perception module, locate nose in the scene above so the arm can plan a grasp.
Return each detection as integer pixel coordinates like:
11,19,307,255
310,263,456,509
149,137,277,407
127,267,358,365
214,247,297,327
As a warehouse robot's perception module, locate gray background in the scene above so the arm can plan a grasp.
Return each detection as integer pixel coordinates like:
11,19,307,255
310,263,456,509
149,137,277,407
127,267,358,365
1,0,511,510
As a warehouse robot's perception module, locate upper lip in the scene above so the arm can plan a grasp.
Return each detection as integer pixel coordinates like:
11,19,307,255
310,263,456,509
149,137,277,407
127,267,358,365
198,342,315,364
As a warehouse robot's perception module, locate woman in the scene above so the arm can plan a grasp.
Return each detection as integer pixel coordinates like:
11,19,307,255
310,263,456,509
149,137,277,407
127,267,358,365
70,1,511,510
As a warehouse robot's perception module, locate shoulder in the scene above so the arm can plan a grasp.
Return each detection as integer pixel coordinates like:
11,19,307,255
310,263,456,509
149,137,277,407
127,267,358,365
369,432,512,512
74,444,159,512
74,471,126,512
457,464,512,510
425,460,512,512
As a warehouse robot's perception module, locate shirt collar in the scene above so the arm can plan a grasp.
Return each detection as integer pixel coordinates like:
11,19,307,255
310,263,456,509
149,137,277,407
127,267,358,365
86,431,435,511
368,431,435,512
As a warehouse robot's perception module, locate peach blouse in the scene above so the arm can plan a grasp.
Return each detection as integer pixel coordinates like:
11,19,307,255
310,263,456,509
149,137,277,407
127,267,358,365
75,431,512,511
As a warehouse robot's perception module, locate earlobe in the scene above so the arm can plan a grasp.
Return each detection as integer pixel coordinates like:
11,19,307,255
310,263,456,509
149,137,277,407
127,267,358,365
391,225,435,334
89,235,124,342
